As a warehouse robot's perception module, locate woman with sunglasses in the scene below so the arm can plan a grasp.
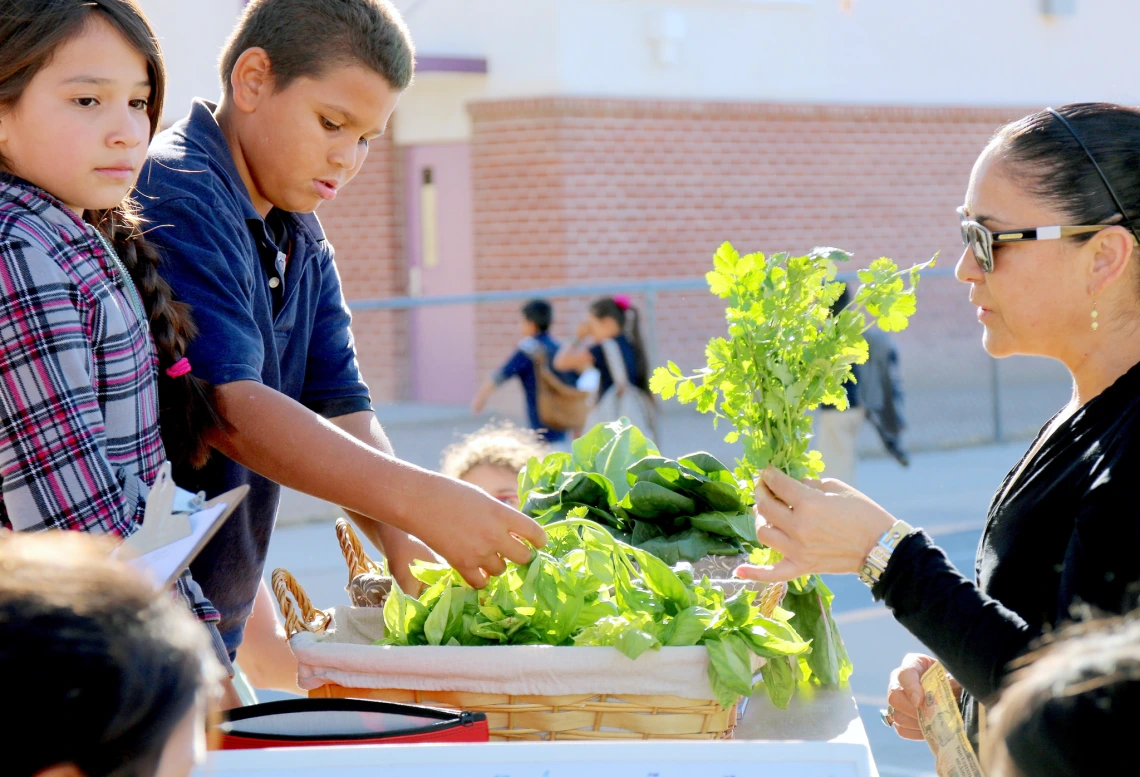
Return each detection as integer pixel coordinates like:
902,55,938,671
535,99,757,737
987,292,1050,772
736,102,1140,752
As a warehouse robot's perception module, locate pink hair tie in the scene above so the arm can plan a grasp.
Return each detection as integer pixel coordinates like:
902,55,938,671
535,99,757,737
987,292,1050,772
613,294,632,311
165,357,192,379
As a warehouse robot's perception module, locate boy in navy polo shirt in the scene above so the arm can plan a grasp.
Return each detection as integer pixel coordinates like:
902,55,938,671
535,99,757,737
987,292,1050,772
471,299,577,443
135,0,544,659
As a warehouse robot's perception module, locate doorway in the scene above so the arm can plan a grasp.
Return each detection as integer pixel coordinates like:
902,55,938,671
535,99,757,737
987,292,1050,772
404,143,476,404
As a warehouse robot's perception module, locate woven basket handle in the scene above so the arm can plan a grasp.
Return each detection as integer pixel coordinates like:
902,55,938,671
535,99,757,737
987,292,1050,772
336,517,376,584
757,581,788,619
271,567,331,639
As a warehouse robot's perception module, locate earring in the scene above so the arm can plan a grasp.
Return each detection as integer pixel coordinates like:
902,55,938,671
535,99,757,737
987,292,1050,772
1092,299,1099,331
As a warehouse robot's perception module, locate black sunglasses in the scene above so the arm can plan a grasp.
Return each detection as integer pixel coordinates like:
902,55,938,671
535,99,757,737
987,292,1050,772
959,107,1140,273
957,208,1116,273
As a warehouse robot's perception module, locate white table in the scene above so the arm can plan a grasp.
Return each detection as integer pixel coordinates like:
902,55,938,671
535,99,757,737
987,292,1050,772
196,688,878,776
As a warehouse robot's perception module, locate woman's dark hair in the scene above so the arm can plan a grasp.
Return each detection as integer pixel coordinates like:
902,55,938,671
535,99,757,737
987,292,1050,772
590,296,650,392
0,0,224,468
992,103,1140,251
2,532,217,777
984,614,1140,777
522,299,553,333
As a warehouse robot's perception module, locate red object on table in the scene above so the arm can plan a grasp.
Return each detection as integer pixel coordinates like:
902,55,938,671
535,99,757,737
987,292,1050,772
216,698,489,750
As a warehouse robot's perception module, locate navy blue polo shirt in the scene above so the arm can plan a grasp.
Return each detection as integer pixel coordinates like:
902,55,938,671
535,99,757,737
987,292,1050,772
136,100,372,654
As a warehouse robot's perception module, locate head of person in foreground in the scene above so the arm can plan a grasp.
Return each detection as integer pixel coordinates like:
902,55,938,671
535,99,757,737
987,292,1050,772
3,533,220,777
985,613,1140,777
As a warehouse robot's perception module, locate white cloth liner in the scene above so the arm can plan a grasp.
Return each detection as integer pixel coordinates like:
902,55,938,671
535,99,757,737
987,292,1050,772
291,607,726,699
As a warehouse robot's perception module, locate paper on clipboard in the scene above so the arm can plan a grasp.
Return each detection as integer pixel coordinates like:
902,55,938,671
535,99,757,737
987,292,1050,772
119,480,249,588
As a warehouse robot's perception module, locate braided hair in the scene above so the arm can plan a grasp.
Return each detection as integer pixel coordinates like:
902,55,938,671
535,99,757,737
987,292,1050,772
88,207,226,469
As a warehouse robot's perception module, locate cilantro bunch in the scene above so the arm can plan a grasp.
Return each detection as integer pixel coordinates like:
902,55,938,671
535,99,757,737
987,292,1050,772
379,517,812,710
650,243,932,482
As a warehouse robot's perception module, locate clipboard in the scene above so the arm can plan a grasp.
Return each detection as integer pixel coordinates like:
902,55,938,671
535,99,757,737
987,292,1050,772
118,463,249,587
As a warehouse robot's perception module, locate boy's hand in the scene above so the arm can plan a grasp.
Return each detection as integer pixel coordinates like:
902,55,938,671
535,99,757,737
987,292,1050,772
209,384,545,589
413,478,546,589
383,534,441,597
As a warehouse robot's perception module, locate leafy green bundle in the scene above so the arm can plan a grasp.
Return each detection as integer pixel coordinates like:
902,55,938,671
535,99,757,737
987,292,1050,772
379,517,811,709
650,243,931,481
517,419,755,565
648,243,932,689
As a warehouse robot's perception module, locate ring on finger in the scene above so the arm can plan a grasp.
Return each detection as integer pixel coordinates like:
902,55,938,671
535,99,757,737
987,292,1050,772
880,706,896,728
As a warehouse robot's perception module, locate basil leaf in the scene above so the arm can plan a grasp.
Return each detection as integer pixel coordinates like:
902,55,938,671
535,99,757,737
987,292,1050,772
664,606,712,647
423,585,453,646
704,634,754,702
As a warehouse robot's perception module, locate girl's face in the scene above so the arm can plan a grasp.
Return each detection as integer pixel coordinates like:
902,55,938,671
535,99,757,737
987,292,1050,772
956,149,1093,362
461,464,521,509
0,16,152,215
587,313,620,341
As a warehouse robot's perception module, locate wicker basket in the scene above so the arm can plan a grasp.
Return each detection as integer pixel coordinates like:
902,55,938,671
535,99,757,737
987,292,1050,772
271,521,787,742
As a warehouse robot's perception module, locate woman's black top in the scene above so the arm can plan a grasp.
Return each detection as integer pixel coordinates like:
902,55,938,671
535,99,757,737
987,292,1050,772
876,359,1140,745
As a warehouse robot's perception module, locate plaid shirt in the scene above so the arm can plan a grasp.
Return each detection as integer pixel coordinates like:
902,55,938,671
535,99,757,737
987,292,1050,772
0,175,221,630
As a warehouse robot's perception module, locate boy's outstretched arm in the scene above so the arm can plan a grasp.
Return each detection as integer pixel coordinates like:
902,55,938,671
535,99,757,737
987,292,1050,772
327,409,441,593
206,381,546,588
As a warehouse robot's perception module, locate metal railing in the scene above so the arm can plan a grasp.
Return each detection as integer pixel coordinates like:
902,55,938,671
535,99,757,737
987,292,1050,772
348,267,1067,451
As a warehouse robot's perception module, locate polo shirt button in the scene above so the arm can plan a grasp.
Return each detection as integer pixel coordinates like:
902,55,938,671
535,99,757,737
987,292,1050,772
269,277,281,289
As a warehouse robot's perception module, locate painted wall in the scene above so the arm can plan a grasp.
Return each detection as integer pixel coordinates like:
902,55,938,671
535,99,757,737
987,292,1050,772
405,0,1140,107
138,0,1140,118
136,0,243,122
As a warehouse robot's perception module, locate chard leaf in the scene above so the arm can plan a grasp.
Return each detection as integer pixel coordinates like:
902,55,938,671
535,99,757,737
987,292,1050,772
689,511,756,545
785,579,853,686
636,528,741,565
759,655,796,710
676,451,732,477
631,519,665,546
620,481,696,520
571,418,658,484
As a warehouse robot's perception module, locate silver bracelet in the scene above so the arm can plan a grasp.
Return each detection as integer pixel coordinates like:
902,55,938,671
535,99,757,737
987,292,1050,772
858,520,915,589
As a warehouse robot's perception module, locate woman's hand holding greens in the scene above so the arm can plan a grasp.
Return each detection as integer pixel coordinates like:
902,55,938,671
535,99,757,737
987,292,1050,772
735,467,897,582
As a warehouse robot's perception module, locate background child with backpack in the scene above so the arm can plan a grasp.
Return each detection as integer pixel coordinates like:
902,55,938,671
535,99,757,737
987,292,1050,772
471,299,582,443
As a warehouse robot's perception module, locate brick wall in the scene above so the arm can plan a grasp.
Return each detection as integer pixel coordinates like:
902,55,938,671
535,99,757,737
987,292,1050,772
466,98,1038,422
323,98,1058,433
316,133,409,403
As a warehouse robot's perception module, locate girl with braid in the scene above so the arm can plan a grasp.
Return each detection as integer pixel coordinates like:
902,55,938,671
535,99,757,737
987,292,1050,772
0,0,231,676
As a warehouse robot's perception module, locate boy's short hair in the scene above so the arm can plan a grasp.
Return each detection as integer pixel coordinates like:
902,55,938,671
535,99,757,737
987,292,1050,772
441,421,548,481
522,299,553,333
219,0,415,95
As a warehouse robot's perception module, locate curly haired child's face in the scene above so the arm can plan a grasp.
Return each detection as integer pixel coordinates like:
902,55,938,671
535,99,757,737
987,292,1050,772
461,464,521,509
0,17,152,214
